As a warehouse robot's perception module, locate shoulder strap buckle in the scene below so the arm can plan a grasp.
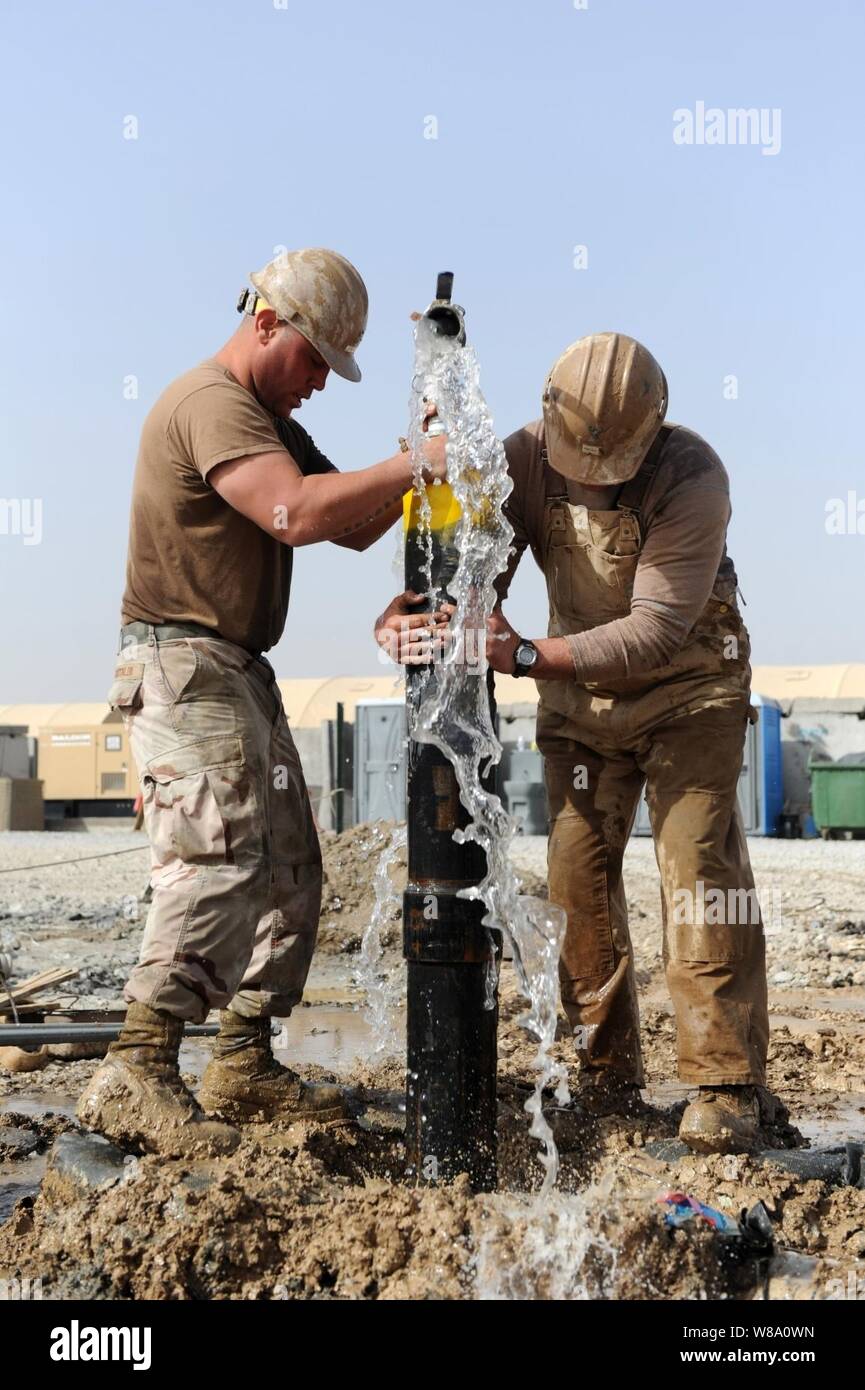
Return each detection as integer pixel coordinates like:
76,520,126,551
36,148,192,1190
618,508,641,547
616,423,673,524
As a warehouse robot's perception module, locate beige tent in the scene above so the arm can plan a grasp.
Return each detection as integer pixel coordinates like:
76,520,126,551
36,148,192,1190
276,672,539,725
750,664,865,701
3,666,862,806
277,676,404,727
6,666,865,746
0,704,81,733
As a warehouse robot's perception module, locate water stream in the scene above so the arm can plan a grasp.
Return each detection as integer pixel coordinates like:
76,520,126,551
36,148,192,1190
354,824,406,1058
403,314,570,1192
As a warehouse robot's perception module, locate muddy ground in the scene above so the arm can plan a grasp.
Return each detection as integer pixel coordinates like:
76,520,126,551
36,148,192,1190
0,823,863,1300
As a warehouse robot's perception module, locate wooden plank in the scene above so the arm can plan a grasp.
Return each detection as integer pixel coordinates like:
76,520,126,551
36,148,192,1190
0,967,78,1007
0,998,68,1018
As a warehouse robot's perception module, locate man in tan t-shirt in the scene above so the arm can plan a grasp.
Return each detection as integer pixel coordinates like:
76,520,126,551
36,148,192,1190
376,333,774,1156
78,248,446,1157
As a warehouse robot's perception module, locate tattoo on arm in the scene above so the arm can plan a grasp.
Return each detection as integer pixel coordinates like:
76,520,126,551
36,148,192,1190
332,487,406,540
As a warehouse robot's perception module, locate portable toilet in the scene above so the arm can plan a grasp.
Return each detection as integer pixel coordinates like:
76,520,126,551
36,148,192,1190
354,699,407,823
503,746,547,835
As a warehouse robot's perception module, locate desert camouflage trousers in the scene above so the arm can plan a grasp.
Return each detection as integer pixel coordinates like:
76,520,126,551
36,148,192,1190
537,688,769,1088
108,627,322,1023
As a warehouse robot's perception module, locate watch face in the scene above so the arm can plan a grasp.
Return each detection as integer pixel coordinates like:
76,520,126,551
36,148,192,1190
516,642,537,669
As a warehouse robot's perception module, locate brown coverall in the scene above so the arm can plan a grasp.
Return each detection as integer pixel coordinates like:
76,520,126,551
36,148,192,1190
502,422,769,1087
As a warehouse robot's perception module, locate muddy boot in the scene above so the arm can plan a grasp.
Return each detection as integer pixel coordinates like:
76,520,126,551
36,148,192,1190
76,1002,239,1157
198,1011,350,1124
571,1068,648,1118
678,1085,761,1154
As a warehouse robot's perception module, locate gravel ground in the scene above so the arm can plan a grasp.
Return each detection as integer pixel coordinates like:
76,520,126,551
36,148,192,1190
2,828,865,1003
1,825,863,1301
0,831,151,1009
512,833,865,990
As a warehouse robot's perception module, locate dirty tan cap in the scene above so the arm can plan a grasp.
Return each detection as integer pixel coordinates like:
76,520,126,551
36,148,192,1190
250,248,368,383
542,332,668,485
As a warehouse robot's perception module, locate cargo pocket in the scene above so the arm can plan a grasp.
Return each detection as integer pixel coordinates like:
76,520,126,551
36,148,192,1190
546,543,578,617
587,548,639,613
154,640,199,704
142,734,262,869
107,662,145,713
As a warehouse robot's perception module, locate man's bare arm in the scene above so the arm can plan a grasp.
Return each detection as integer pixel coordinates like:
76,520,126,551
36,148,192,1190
209,440,443,547
330,498,405,551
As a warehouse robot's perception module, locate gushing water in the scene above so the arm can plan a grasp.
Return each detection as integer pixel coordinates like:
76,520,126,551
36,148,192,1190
473,1184,621,1299
405,315,570,1192
355,824,406,1056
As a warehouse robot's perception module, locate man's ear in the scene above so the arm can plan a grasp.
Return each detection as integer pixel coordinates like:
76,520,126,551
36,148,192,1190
254,308,281,343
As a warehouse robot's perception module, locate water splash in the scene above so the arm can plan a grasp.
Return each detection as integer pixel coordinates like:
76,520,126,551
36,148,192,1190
406,315,570,1192
355,824,406,1057
473,1181,621,1299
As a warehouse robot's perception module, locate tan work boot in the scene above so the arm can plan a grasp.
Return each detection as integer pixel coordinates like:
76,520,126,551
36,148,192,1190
572,1067,648,1118
679,1085,761,1154
76,1002,239,1157
198,1011,350,1124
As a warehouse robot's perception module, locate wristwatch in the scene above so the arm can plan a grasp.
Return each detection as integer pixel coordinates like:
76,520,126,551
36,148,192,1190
512,639,539,677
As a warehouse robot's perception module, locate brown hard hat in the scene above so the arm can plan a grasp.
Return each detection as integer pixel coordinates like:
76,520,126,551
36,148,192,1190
250,247,368,382
542,332,668,484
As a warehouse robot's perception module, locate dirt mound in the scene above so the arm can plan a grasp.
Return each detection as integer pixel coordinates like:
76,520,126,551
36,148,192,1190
3,980,860,1302
0,1110,74,1159
316,823,546,956
0,1114,804,1302
2,827,864,1301
317,822,406,954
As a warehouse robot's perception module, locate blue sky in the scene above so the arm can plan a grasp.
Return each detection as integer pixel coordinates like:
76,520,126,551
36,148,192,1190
1,0,862,700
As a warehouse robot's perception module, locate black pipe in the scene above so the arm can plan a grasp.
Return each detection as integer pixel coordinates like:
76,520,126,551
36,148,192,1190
403,273,499,1192
335,701,345,833
0,1022,219,1046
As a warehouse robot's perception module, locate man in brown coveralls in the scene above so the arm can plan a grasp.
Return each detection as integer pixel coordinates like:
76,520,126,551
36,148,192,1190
378,332,771,1155
79,248,446,1155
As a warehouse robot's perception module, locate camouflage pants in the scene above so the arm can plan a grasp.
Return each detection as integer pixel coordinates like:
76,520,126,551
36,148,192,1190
108,628,322,1023
538,692,769,1087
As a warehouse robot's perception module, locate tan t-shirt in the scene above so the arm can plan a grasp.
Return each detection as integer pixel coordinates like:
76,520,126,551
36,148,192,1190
498,420,741,683
121,359,336,653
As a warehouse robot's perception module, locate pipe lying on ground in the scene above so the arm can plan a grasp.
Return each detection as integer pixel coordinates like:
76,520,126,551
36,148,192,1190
759,1142,863,1187
0,1023,219,1047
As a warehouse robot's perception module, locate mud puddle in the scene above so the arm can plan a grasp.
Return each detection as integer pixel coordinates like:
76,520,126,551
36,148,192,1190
170,1005,403,1091
0,1154,46,1223
274,1005,403,1075
794,1095,865,1147
0,1095,77,1122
